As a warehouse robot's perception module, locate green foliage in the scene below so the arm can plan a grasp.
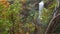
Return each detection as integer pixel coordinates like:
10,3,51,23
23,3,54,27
0,0,21,34
0,0,60,34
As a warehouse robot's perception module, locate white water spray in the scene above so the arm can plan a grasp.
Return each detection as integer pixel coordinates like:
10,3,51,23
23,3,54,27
37,1,44,25
39,1,44,19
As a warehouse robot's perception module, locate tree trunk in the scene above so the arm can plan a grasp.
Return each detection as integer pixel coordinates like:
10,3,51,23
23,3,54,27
45,14,60,34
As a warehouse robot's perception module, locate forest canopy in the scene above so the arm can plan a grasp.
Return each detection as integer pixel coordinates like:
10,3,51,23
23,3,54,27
0,0,60,34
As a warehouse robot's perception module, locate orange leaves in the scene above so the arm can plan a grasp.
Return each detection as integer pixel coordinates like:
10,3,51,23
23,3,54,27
0,0,10,8
0,0,9,20
0,0,7,1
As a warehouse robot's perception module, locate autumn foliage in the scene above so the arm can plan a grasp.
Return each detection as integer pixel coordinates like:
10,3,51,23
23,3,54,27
0,0,60,34
0,0,9,7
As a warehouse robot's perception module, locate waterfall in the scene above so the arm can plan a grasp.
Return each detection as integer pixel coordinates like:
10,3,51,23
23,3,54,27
39,1,44,18
37,1,44,25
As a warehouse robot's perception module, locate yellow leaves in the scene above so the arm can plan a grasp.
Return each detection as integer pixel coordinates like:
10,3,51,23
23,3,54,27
48,3,57,10
1,11,7,20
26,32,29,34
2,11,5,14
29,23,32,27
47,0,57,10
19,29,25,34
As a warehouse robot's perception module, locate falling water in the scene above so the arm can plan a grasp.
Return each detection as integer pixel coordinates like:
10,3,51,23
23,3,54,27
37,1,44,25
39,1,44,18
